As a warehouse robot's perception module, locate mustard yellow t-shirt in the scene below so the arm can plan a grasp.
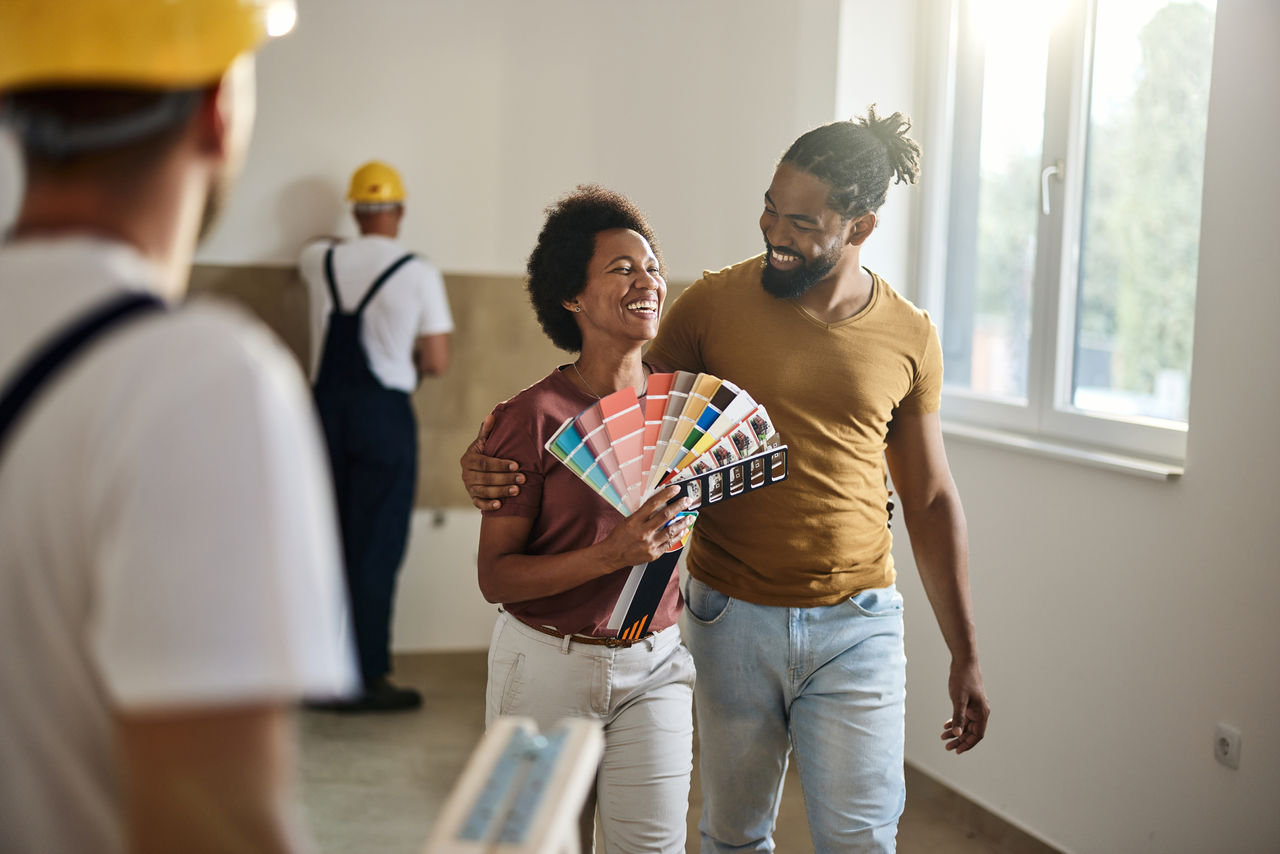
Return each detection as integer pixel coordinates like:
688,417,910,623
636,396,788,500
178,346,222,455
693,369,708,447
646,254,941,606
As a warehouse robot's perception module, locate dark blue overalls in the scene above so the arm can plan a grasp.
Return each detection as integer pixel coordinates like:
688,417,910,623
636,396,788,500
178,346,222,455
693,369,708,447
312,246,418,690
0,293,162,463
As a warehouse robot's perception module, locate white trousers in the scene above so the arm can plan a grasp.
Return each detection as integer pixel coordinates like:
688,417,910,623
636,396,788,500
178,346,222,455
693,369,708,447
486,611,695,854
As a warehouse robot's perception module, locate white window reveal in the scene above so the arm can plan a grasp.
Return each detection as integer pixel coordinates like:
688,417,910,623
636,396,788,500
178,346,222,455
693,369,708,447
918,0,1217,476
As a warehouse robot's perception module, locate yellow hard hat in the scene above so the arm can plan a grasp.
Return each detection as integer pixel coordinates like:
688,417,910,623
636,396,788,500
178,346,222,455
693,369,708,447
347,161,406,205
0,0,298,92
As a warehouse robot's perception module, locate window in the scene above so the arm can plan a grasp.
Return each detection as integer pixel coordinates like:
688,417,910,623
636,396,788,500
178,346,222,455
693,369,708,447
920,0,1217,468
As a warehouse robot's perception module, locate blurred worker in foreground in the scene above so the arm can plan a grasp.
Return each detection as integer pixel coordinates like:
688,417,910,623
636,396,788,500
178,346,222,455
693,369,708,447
299,161,453,712
0,2,356,853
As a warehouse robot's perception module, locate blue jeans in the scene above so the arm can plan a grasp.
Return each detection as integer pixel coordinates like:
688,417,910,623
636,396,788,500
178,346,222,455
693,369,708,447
681,575,906,853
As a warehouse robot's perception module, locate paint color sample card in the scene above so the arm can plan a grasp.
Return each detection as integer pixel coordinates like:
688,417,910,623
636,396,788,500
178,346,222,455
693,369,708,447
649,371,697,491
606,548,683,638
658,373,722,476
641,372,675,478
687,381,740,450
657,381,741,485
679,404,776,477
544,419,626,514
598,388,646,514
572,405,629,513
671,387,757,474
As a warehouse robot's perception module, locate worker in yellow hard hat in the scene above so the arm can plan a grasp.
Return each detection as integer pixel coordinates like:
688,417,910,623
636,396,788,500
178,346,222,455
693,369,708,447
299,158,452,712
0,3,358,853
347,159,407,206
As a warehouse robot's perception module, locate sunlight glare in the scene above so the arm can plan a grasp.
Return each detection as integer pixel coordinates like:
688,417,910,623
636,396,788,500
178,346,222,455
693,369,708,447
967,0,1070,46
265,1,298,38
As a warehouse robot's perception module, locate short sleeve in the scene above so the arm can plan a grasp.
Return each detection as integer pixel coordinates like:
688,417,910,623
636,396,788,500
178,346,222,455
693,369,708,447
646,277,709,374
297,239,334,303
896,320,943,415
90,310,356,709
414,261,454,337
297,239,330,278
480,399,546,520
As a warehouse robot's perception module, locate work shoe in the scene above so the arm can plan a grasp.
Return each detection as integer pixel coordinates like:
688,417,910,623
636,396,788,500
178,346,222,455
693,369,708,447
360,677,423,711
305,677,422,714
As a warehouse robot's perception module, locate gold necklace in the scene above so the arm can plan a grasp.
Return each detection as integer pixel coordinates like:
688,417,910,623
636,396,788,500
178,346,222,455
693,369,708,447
572,360,602,399
572,360,649,399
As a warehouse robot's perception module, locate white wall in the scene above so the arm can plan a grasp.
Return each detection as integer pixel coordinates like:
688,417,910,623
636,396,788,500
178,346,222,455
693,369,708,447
197,0,849,282
392,509,494,651
835,0,922,290
895,1,1280,852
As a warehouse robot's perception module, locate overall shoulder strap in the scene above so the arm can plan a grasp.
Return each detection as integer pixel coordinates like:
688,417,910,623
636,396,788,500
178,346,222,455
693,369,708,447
0,292,164,459
322,244,344,311
355,252,417,315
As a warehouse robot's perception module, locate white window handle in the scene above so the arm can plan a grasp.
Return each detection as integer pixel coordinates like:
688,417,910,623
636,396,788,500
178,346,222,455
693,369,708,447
1041,159,1064,216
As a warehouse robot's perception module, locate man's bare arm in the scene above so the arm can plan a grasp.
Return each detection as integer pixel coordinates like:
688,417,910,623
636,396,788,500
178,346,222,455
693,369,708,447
460,412,525,511
116,703,312,854
884,410,990,754
414,332,450,378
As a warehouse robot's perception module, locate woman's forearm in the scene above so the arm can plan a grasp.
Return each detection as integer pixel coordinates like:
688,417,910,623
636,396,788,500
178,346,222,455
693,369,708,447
477,541,625,605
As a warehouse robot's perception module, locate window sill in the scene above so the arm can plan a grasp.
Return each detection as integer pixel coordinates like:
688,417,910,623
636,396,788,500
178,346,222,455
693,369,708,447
940,421,1184,481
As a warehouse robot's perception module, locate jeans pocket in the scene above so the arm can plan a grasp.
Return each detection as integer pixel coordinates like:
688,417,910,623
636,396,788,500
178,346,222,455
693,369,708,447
846,585,904,617
684,575,732,625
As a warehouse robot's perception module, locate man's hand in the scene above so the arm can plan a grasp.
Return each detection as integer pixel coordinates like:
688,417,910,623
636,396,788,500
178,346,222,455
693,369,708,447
460,413,525,511
940,658,989,754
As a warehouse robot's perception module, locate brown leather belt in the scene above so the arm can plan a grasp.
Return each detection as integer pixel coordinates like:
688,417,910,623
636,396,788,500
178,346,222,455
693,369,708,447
514,615,650,648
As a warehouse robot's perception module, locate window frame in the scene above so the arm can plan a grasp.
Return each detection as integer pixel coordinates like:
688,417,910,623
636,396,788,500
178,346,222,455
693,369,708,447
915,0,1200,472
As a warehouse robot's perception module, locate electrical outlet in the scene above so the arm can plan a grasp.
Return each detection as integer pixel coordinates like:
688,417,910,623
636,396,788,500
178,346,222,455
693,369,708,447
1214,723,1242,769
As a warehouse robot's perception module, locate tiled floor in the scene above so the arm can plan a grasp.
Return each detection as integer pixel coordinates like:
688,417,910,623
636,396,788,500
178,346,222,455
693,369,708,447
297,652,1055,853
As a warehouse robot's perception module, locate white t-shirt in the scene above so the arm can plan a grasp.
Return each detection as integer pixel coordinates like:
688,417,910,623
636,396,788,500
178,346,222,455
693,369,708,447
0,236,356,854
300,234,453,392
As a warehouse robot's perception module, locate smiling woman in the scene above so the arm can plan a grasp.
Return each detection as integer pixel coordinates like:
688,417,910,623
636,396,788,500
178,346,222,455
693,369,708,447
559,227,665,361
469,186,696,854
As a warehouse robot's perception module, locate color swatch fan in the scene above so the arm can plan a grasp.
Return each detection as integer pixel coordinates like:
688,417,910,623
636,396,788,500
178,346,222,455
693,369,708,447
544,371,788,640
545,371,779,514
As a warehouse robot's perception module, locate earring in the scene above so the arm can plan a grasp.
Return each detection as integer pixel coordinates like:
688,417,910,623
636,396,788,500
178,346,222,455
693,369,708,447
574,305,582,312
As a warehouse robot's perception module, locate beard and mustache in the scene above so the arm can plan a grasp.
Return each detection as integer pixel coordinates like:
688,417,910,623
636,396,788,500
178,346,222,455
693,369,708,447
759,241,844,300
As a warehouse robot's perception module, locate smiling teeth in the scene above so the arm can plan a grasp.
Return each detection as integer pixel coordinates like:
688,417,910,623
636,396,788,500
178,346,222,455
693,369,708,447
626,300,658,311
771,249,798,263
